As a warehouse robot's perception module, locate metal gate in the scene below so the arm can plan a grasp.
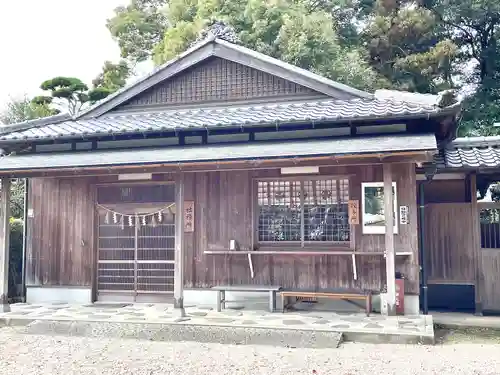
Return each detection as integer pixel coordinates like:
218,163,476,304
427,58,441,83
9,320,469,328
96,184,176,303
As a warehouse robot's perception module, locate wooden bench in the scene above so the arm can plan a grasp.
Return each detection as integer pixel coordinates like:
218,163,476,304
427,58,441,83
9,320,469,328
212,285,282,312
281,289,372,316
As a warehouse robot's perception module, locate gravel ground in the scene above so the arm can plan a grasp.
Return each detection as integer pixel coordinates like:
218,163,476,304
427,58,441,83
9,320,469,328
1,327,500,375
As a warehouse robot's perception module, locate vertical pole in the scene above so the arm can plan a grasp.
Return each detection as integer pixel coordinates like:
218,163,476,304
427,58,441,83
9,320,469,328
418,181,429,315
21,179,29,302
470,173,483,315
383,164,396,316
300,181,305,247
174,172,185,315
0,178,11,312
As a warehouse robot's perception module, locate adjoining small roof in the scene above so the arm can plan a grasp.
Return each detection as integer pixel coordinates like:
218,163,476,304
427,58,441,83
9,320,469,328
0,98,450,143
0,133,437,172
436,136,500,169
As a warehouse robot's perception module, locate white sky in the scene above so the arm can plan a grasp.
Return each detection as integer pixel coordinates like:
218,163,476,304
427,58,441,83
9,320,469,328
0,0,130,110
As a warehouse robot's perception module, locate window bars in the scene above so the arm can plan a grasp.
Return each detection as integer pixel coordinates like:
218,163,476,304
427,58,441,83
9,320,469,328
257,178,350,244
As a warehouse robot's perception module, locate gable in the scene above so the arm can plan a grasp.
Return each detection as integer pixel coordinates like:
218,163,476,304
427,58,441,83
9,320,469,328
113,57,326,112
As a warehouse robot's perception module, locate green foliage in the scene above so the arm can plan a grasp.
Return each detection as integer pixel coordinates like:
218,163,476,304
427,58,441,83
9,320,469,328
88,60,132,103
39,77,90,115
91,60,131,92
107,0,168,62
152,0,388,91
38,64,131,115
104,0,500,133
364,2,458,93
0,96,58,125
421,0,500,134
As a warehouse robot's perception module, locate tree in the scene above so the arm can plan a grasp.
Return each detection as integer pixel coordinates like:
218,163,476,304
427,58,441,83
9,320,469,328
89,60,132,103
107,0,169,63
37,77,90,115
363,1,458,93
420,0,500,135
0,96,57,125
152,0,389,91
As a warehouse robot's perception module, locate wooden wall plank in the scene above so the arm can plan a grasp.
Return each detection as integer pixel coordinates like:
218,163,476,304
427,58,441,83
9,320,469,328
424,203,475,284
480,249,500,311
184,163,420,294
27,177,95,287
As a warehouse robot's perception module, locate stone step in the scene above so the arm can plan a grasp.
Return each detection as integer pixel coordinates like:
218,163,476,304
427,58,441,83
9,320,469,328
15,320,344,349
1,316,434,346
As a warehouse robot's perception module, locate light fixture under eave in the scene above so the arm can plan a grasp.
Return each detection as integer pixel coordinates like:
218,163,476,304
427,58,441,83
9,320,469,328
280,166,319,175
117,173,153,181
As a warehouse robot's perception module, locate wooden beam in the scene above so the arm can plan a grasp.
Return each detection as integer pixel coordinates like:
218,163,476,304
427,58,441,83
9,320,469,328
174,172,185,314
383,163,396,316
470,173,483,315
0,178,11,312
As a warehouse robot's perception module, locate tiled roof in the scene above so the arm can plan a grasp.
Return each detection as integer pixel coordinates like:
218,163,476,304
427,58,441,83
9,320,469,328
0,98,449,143
437,136,500,169
0,134,437,172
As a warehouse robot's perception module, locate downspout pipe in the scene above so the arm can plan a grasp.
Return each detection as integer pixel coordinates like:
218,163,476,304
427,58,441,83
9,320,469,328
21,178,28,302
418,180,429,315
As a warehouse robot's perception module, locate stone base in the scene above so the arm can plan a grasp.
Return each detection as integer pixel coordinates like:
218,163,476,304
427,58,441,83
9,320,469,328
379,294,420,315
26,287,92,304
0,304,10,313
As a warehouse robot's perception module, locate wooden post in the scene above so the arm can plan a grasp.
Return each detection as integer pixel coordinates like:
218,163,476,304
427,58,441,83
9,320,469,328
470,173,483,315
0,178,11,313
174,172,185,315
383,164,396,316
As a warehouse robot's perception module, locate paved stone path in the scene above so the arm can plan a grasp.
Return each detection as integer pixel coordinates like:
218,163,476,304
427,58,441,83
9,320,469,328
0,302,433,340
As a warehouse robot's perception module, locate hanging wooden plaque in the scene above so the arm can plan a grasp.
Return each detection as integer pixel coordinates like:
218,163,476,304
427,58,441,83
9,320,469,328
348,200,359,225
184,201,195,232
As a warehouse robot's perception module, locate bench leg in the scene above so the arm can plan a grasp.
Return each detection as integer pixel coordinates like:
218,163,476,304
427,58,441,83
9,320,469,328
281,295,287,313
269,290,276,313
365,296,371,317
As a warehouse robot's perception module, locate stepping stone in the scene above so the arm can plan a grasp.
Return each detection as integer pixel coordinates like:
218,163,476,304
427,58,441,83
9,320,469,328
340,316,365,323
399,320,417,325
125,317,146,321
189,311,208,317
174,317,191,323
240,320,258,325
313,319,330,325
259,315,281,320
88,315,112,319
282,319,305,325
157,314,173,318
198,306,213,311
205,317,235,323
368,316,387,321
124,312,145,317
221,310,243,317
401,327,420,332
332,324,350,328
228,306,245,310
364,323,384,329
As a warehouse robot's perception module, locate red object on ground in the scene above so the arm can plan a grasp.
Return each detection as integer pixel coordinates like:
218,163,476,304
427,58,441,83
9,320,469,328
395,278,405,315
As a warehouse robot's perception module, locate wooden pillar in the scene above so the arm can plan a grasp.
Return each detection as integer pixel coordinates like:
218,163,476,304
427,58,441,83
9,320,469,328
0,178,11,313
174,172,185,314
383,164,396,316
470,173,483,315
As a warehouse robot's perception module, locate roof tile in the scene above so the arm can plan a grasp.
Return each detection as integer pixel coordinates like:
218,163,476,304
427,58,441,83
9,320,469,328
0,98,442,143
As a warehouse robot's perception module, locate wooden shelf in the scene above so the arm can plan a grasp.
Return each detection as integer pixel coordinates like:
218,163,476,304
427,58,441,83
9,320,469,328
204,250,412,256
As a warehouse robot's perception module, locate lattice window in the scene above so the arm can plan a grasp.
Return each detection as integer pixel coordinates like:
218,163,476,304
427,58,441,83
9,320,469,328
257,178,350,243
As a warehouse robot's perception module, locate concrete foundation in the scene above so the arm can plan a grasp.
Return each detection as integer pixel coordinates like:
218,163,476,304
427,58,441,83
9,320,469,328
379,293,420,315
26,287,92,304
